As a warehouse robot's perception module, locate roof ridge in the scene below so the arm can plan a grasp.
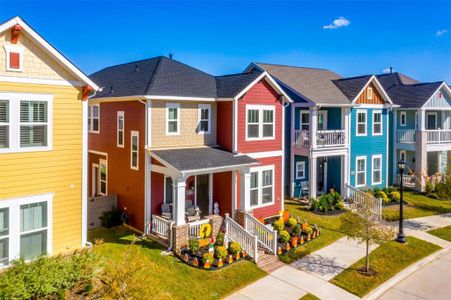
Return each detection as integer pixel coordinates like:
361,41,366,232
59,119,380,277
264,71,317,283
144,56,164,94
334,74,373,81
255,62,332,72
215,70,260,78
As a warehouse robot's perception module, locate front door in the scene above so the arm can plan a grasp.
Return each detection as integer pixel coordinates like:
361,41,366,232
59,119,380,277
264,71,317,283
426,113,437,130
196,174,210,216
317,158,325,194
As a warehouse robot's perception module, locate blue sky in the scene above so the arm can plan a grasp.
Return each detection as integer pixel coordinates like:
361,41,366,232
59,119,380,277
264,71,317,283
1,0,450,82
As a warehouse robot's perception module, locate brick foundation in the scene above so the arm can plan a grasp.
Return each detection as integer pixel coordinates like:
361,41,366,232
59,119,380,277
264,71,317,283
235,209,253,227
172,224,189,254
206,214,223,238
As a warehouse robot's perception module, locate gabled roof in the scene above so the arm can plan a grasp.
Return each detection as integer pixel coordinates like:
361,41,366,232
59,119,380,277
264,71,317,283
215,70,263,98
0,16,98,90
383,82,443,108
249,62,349,105
332,75,373,101
376,72,419,89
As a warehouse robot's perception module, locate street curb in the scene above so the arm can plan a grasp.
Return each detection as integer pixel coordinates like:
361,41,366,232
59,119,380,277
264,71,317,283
363,245,451,300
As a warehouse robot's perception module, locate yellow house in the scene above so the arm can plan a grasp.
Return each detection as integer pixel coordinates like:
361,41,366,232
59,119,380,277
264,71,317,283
0,16,98,267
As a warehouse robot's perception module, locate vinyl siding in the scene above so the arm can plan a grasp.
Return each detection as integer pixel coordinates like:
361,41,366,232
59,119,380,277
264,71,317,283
424,87,451,108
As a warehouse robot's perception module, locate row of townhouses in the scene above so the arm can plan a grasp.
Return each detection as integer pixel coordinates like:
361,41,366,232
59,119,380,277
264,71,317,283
1,17,450,266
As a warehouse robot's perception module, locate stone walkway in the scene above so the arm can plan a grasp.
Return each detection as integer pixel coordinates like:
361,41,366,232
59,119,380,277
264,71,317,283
226,213,451,300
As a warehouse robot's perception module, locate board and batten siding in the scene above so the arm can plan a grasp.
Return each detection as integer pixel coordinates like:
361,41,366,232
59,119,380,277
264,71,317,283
424,87,451,108
355,82,385,105
0,82,84,254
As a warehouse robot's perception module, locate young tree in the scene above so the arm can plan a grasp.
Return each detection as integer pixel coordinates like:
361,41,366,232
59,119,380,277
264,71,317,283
340,201,396,273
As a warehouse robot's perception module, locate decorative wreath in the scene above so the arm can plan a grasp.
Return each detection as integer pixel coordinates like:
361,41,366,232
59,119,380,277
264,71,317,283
199,223,212,238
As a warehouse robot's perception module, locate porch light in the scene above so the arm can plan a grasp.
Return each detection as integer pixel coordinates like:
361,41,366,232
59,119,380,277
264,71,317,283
398,159,406,172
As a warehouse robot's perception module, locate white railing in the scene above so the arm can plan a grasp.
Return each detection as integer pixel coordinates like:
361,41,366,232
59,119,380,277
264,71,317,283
224,214,258,263
396,174,416,188
294,130,310,147
244,212,277,255
151,215,173,239
188,219,210,238
346,184,382,221
426,130,451,144
396,129,416,143
316,130,346,147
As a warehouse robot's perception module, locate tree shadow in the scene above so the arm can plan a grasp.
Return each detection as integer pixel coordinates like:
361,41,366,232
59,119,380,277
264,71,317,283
291,254,346,277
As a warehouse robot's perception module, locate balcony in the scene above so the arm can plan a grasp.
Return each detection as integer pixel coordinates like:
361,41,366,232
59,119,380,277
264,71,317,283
396,129,451,145
396,129,416,143
294,129,346,148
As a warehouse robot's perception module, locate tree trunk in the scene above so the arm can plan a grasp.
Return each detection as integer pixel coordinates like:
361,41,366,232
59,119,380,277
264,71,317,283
365,240,370,273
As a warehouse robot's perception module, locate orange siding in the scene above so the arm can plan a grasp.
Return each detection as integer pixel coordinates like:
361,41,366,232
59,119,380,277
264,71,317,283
356,82,385,104
213,171,232,215
217,101,233,151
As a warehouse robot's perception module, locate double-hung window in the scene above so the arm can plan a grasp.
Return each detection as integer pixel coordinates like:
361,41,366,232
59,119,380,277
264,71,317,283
198,104,210,134
356,110,367,136
99,159,107,195
372,110,382,135
117,111,125,147
166,103,180,135
0,208,9,267
296,161,306,179
300,111,309,131
20,202,48,260
372,155,382,184
0,93,52,153
130,131,139,170
356,156,366,187
88,104,100,133
246,105,275,140
249,165,274,208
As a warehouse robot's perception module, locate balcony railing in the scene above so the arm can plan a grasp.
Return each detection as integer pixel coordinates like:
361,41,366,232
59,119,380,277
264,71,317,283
396,129,416,143
294,129,346,148
426,130,451,144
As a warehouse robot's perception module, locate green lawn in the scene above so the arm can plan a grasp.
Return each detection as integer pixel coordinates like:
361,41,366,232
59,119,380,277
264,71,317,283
330,236,441,297
382,191,451,221
281,200,345,263
427,225,451,242
299,293,320,300
88,226,266,299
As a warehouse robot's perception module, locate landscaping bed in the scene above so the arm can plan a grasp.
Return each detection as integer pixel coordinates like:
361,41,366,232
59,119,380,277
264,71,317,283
330,236,441,297
427,225,451,242
310,190,345,215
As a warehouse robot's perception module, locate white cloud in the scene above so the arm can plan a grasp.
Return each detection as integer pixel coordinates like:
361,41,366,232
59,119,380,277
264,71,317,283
436,29,448,36
323,17,350,30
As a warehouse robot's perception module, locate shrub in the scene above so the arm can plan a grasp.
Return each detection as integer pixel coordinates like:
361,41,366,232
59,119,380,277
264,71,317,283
215,232,224,246
286,217,297,228
202,252,214,264
380,191,390,204
311,191,343,213
335,200,345,210
310,198,320,211
214,246,228,260
304,226,313,235
100,206,123,228
425,181,434,194
228,242,242,255
390,191,401,202
435,181,449,199
273,218,285,232
279,230,290,243
292,223,302,236
188,239,200,254
0,250,95,300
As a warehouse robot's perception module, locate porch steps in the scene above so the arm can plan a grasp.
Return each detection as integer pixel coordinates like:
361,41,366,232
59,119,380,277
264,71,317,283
257,247,284,273
147,232,170,248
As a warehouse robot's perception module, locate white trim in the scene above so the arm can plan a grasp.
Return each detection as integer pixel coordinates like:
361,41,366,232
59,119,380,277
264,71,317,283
99,159,107,195
422,82,451,108
415,111,419,130
372,109,383,136
367,87,373,100
88,104,100,133
400,111,407,127
234,71,292,103
372,154,383,185
0,75,83,87
355,155,367,187
245,104,275,141
4,44,24,72
197,104,211,134
116,111,125,148
0,193,53,266
0,92,53,154
246,150,283,159
249,164,275,209
91,163,99,197
165,103,180,135
317,110,328,130
148,95,217,101
233,99,238,153
208,173,213,215
81,100,88,246
300,110,309,131
356,109,367,136
130,130,139,170
0,17,99,89
88,149,108,157
295,161,306,180
351,75,393,104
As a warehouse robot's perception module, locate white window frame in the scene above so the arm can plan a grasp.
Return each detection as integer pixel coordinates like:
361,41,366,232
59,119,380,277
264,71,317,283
130,131,139,170
249,165,275,208
415,112,419,130
0,193,53,268
166,103,180,135
88,104,100,133
117,111,125,148
0,92,53,153
300,110,309,131
245,105,275,141
400,150,406,162
296,161,306,180
4,44,24,72
372,154,382,185
197,104,211,134
367,87,373,100
355,156,367,187
99,159,108,195
400,111,407,127
356,109,367,136
372,110,383,136
0,100,9,150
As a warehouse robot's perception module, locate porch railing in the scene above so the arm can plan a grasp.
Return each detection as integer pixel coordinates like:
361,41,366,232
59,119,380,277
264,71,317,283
396,174,416,188
151,215,173,239
294,129,346,148
294,130,310,146
345,184,382,221
396,129,416,143
224,214,258,263
426,129,451,144
188,219,210,239
244,212,277,255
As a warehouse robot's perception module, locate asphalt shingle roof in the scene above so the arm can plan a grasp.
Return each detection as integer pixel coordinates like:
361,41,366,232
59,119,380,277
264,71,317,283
152,147,258,172
215,71,263,98
332,75,373,101
384,82,442,108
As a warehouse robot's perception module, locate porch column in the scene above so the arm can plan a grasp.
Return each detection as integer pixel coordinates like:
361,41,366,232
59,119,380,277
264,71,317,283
173,176,186,226
239,167,251,211
343,107,350,147
309,156,317,198
415,130,427,192
309,107,317,148
341,153,349,198
419,109,426,131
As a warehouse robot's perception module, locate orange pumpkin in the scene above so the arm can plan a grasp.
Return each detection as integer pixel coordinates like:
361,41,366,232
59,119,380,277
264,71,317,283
301,222,308,231
282,210,290,221
292,236,298,248
258,217,265,224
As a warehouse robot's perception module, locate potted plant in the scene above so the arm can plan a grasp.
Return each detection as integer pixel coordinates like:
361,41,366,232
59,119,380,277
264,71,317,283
279,230,290,244
228,242,242,259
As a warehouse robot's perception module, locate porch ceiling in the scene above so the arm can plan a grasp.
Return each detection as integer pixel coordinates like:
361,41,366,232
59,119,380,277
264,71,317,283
150,147,258,175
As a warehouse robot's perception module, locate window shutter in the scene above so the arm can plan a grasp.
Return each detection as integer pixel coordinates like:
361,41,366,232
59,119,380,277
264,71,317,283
9,52,20,69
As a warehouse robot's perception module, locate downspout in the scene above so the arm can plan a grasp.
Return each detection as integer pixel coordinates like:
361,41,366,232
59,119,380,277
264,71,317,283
139,98,151,236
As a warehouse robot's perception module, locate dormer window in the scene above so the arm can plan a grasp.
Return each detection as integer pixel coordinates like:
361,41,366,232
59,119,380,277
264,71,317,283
4,44,24,72
367,87,373,100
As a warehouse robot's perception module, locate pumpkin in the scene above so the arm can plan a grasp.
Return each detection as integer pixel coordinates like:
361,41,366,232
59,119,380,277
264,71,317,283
282,210,290,221
292,236,298,248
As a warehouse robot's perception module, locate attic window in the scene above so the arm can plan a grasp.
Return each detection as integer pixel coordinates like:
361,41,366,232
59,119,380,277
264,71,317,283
367,87,373,100
4,44,24,72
